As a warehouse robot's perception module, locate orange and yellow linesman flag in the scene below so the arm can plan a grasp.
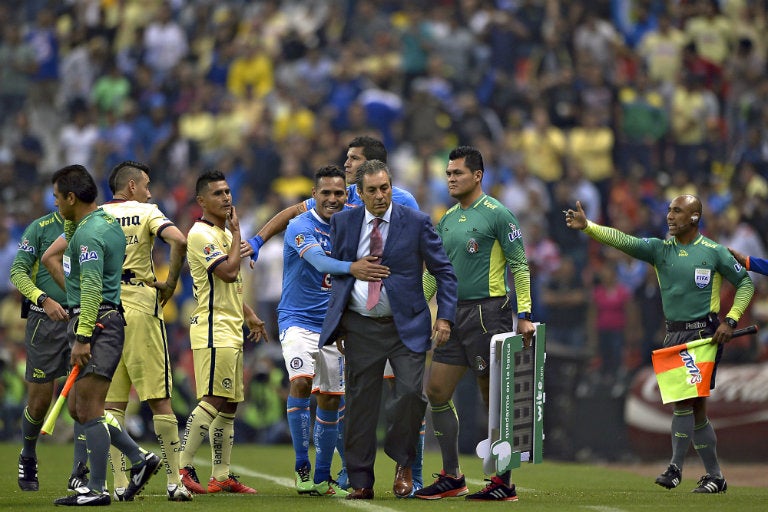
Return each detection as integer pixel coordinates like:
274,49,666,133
651,338,718,404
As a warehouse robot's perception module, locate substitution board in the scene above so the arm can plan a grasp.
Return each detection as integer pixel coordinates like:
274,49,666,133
476,323,545,474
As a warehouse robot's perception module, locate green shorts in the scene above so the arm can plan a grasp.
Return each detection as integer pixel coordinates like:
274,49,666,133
432,296,515,376
24,309,70,383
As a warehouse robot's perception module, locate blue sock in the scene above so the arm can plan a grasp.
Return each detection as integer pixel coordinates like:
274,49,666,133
412,418,425,487
313,407,339,484
336,397,346,464
287,396,311,471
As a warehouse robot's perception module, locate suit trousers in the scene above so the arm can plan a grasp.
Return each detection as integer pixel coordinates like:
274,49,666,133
340,310,427,489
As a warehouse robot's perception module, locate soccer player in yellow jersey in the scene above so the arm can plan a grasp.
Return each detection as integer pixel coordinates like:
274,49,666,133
180,170,268,495
101,161,191,502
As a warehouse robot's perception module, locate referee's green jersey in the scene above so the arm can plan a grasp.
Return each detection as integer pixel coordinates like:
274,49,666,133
64,208,126,337
583,222,753,322
10,211,68,306
436,194,532,312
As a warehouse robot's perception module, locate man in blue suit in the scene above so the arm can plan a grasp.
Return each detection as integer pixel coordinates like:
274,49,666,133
319,160,458,500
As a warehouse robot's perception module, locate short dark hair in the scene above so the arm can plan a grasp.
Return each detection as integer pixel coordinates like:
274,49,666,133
109,160,150,194
348,136,387,163
355,159,391,188
449,145,484,173
195,169,227,196
314,164,346,185
51,164,98,203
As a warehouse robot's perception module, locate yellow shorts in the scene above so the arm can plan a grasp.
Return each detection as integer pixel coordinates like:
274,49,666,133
106,305,172,402
192,346,243,402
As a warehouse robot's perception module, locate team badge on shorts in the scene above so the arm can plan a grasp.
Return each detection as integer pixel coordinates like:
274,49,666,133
474,355,488,372
694,268,711,289
290,357,303,370
222,378,232,390
466,238,479,254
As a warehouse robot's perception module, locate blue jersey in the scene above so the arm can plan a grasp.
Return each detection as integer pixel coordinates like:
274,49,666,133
278,210,335,332
303,184,419,211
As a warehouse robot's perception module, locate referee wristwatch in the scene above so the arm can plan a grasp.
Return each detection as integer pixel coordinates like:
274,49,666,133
36,293,49,307
724,317,737,329
517,312,533,321
75,334,92,344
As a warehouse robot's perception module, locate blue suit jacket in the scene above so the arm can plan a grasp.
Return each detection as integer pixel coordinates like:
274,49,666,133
319,203,458,353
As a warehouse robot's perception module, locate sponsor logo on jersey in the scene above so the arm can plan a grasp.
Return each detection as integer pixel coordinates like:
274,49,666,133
63,255,71,276
466,238,479,254
694,268,711,288
18,238,35,254
295,234,305,246
507,223,522,243
79,245,99,263
678,249,688,257
734,262,743,272
322,273,332,291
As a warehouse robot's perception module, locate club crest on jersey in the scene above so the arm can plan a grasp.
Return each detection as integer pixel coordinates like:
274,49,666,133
202,243,222,261
295,234,305,246
79,245,98,263
694,268,711,288
466,238,479,254
18,238,35,254
507,223,522,243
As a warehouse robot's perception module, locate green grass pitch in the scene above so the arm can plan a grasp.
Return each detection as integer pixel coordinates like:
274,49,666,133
2,441,766,511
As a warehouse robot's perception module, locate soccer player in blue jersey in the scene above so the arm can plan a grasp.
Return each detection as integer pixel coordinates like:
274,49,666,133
279,165,389,497
243,136,418,263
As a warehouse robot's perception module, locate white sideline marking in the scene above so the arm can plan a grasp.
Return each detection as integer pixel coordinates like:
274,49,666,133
584,506,629,512
194,459,401,512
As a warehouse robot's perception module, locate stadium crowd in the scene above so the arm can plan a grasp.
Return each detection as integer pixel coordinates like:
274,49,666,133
2,0,768,443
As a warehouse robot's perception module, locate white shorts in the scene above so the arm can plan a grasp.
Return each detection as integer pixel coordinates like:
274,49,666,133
280,326,344,394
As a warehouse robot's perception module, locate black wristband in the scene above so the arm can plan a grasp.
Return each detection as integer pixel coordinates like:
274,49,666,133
75,334,92,344
725,317,737,329
36,293,49,307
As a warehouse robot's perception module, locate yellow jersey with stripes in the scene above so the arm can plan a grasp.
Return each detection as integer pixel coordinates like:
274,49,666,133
187,218,244,349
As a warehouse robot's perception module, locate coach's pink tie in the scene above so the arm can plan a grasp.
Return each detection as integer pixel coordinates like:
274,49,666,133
366,217,383,310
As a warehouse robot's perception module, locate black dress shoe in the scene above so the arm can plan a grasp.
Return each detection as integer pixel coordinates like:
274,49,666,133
393,464,413,498
346,488,374,500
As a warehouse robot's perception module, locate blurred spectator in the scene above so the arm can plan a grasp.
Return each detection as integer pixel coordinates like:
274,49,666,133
10,111,44,188
143,2,188,80
24,7,59,106
615,70,668,177
0,25,36,125
58,106,99,170
519,104,566,187
541,254,589,349
591,261,632,389
669,71,719,184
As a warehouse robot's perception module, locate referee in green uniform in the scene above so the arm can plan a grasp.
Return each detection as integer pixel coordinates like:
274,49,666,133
45,164,160,505
416,146,535,502
565,195,753,494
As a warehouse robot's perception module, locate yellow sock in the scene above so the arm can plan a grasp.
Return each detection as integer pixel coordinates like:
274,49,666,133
154,414,181,485
179,401,218,468
210,412,235,481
